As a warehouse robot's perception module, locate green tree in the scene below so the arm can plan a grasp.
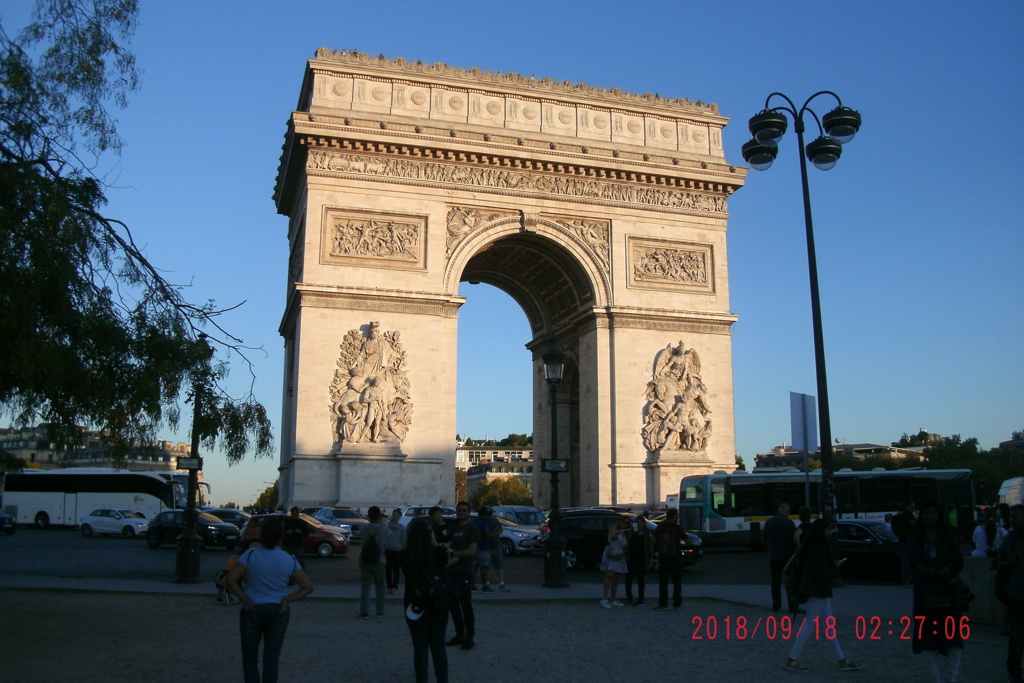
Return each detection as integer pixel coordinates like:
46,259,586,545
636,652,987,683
0,1,271,462
470,477,533,508
498,433,531,449
454,468,466,503
255,480,278,510
735,454,745,471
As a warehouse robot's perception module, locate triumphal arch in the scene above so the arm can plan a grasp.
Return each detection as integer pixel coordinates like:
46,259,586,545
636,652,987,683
273,49,746,510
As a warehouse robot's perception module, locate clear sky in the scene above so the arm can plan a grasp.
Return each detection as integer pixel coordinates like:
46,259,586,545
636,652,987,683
4,1,1022,507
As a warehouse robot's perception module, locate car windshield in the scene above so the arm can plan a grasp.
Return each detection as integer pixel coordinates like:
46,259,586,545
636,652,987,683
513,511,545,525
117,510,144,519
332,509,363,520
860,521,898,542
198,513,224,523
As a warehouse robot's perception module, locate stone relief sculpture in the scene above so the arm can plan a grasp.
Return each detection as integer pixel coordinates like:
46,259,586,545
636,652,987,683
633,245,708,285
328,322,412,446
554,217,610,272
446,206,515,256
329,216,418,261
642,341,712,453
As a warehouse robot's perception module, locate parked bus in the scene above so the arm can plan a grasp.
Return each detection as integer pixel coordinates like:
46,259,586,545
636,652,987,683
1,468,209,528
678,468,975,545
998,477,1024,507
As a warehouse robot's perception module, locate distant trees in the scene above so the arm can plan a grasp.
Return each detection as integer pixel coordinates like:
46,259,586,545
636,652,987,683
455,469,466,503
470,477,532,508
254,480,278,510
458,433,533,449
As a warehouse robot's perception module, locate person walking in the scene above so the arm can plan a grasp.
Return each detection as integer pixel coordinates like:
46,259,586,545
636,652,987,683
359,505,388,618
401,518,451,683
384,508,405,594
600,517,629,608
891,501,917,586
793,505,812,548
444,501,479,650
281,507,308,571
764,502,798,614
911,501,966,683
994,504,1024,683
782,518,861,674
652,508,686,611
624,513,653,606
225,516,314,683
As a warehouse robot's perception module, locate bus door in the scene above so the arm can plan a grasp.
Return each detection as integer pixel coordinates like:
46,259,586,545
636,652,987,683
63,492,78,527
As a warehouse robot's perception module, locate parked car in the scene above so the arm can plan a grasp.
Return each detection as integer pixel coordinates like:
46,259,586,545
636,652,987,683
304,507,361,541
395,505,456,528
146,510,241,550
541,507,703,570
491,505,545,531
0,508,17,535
80,508,149,538
240,513,348,557
835,518,901,581
204,507,251,529
494,516,541,556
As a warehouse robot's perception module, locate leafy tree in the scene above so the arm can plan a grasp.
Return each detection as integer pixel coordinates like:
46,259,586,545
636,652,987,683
454,468,466,503
498,433,531,449
470,476,532,508
0,1,271,462
892,430,935,448
255,480,278,511
734,454,745,471
463,437,476,447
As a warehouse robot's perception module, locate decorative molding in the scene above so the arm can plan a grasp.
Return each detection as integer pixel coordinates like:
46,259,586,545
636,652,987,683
298,287,463,318
627,236,714,294
549,215,610,274
321,207,426,270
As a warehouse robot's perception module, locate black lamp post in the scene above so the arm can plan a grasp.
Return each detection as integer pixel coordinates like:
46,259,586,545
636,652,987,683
541,337,569,588
741,92,862,524
175,334,212,583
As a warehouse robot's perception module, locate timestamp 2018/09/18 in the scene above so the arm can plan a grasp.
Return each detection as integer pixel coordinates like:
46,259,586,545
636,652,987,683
687,615,971,641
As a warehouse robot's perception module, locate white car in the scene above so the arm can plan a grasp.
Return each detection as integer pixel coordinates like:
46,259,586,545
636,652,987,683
80,508,149,538
395,505,456,527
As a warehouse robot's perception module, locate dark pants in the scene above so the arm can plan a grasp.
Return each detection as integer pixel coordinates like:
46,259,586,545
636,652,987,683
658,555,682,608
385,549,402,590
447,570,474,641
407,606,449,683
625,555,647,600
240,604,290,683
1009,598,1024,682
769,559,796,612
283,545,306,572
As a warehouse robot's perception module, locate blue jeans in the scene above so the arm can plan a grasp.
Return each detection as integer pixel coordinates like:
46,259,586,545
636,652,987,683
406,606,449,683
240,604,290,683
360,561,386,616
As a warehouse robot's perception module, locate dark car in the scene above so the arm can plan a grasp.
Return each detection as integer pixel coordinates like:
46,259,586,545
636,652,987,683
146,510,241,550
241,513,348,557
542,508,703,570
305,507,367,541
835,518,901,581
205,507,251,529
0,508,15,535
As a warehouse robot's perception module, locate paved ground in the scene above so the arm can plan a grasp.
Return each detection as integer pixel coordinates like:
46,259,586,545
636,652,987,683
0,576,1010,682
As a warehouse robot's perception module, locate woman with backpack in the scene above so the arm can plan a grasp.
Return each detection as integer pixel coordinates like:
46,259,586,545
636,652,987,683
359,505,389,618
401,518,451,683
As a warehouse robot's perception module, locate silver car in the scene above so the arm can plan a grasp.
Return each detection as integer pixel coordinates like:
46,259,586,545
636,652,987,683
80,508,149,538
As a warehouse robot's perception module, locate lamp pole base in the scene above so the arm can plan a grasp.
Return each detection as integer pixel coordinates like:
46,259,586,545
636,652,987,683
542,535,569,588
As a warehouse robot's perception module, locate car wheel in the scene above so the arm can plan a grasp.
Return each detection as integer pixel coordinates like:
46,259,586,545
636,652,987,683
122,526,135,539
34,512,50,529
316,541,333,558
81,524,93,537
564,546,578,570
500,538,515,556
146,532,160,549
4,527,13,536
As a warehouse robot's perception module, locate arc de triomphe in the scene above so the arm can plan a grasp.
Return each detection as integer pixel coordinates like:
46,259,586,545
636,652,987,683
273,49,746,510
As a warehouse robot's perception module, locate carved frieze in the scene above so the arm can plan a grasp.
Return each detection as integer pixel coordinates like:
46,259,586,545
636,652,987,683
642,341,712,455
328,322,413,448
320,208,426,270
550,216,610,273
628,236,714,294
445,206,518,256
306,149,729,216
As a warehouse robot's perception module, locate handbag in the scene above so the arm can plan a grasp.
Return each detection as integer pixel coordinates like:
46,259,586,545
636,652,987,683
949,576,974,611
606,538,624,560
782,553,806,604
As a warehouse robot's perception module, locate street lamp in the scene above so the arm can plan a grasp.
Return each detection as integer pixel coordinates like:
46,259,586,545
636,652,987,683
742,92,862,524
541,337,569,588
176,334,213,583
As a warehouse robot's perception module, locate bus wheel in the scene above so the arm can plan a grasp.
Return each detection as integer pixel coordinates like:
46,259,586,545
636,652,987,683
34,512,50,529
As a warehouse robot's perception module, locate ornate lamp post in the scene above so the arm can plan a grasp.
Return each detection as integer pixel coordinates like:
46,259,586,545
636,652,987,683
741,92,862,523
541,338,569,588
175,334,212,583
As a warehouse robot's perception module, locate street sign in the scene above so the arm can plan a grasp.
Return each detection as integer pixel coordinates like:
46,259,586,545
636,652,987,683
176,457,203,471
542,459,568,472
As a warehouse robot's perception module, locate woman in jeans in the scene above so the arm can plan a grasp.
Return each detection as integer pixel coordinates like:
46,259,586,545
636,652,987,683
401,518,451,683
226,516,314,683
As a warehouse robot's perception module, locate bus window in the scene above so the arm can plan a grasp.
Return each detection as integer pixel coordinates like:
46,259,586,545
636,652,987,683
711,479,726,515
732,483,766,517
682,481,705,502
767,482,806,513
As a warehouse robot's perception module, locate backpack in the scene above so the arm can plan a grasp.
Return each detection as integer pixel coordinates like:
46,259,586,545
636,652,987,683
657,524,681,558
361,528,381,565
412,552,458,611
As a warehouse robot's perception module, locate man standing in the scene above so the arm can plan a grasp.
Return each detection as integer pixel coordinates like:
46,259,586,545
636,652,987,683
282,507,309,571
445,501,480,650
890,502,916,586
994,504,1024,683
471,506,500,592
764,503,797,613
359,505,388,618
652,508,686,611
383,508,405,594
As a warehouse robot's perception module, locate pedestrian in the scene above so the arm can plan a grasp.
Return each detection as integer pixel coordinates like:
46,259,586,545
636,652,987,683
652,508,686,611
624,513,653,606
891,501,917,586
994,504,1024,683
793,505,812,548
401,518,450,683
971,513,1007,558
225,516,314,683
910,501,966,682
470,506,499,591
429,505,449,545
384,508,405,594
359,505,388,618
783,518,861,673
482,507,510,591
764,502,799,614
444,501,480,650
281,507,308,571
600,516,629,608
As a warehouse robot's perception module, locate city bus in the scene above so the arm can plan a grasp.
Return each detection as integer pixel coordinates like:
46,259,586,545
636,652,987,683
998,477,1023,507
1,468,209,528
678,468,975,545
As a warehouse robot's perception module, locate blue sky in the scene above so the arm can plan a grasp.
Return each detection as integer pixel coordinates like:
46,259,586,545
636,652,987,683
4,1,1022,506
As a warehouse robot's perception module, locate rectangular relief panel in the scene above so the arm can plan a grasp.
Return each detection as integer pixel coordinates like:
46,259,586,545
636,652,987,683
627,236,714,294
320,207,427,271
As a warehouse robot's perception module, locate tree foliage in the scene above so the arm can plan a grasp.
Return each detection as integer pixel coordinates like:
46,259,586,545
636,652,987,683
470,476,533,508
0,1,271,462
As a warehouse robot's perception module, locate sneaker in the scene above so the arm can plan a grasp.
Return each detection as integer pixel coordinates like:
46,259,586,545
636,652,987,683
784,659,809,673
460,640,475,651
633,599,645,606
498,584,510,592
600,599,611,609
673,605,681,611
445,637,467,647
653,605,670,611
481,585,494,593
359,613,369,620
611,600,625,607
837,660,862,672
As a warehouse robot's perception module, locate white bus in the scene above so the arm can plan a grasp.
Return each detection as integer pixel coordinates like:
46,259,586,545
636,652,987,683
1,468,209,528
678,468,975,545
998,477,1024,507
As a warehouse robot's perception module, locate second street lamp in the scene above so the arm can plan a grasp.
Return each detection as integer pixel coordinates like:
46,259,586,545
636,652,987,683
741,91,861,524
541,338,568,588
